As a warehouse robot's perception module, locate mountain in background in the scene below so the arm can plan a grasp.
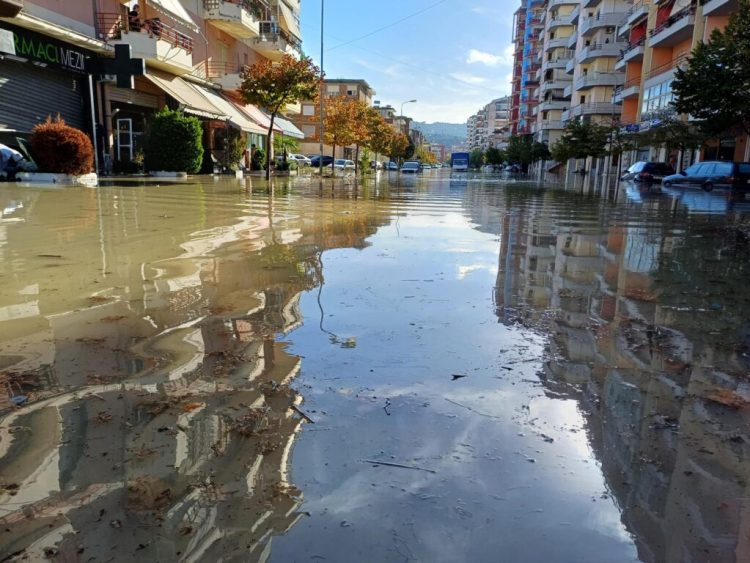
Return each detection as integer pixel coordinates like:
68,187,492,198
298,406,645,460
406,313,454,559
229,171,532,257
412,121,467,147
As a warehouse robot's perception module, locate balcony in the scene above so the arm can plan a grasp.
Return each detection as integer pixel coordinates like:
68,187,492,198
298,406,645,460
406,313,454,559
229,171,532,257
539,99,570,112
579,12,628,37
567,32,578,49
204,61,250,91
571,5,580,24
202,0,265,40
649,7,696,47
564,84,572,98
549,0,580,7
583,0,603,9
617,37,646,68
548,14,576,30
701,0,738,16
623,1,650,30
613,77,641,103
645,54,688,84
576,41,626,63
575,72,624,90
571,102,621,117
565,57,576,74
545,37,571,51
97,13,194,75
561,108,571,121
253,22,302,60
542,79,572,92
539,119,565,130
542,51,574,73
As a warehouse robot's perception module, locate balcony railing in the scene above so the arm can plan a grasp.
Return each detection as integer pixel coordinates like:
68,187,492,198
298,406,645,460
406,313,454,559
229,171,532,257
97,12,193,52
256,21,302,53
203,0,271,19
649,6,695,37
647,54,688,79
579,11,628,36
648,6,696,46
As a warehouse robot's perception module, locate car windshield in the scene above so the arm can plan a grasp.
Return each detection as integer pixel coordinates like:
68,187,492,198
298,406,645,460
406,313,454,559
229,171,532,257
335,160,346,164
715,162,733,175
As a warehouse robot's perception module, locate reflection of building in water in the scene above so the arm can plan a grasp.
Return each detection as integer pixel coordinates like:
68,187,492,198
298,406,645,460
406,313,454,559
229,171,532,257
0,187,392,560
490,189,750,562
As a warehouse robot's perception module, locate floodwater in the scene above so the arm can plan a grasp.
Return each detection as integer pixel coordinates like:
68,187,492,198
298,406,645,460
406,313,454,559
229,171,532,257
0,173,749,562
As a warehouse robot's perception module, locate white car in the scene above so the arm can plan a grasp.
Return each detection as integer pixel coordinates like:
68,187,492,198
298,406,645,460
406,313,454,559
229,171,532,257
289,153,312,166
333,159,355,170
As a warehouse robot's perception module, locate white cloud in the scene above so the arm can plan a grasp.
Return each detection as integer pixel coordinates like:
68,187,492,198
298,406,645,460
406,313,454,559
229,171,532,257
449,72,487,85
466,46,515,67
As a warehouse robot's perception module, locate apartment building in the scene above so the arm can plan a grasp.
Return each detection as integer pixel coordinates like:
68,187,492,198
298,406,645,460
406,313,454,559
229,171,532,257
467,96,511,151
0,0,303,171
615,0,746,164
291,78,375,158
373,102,411,137
510,2,527,135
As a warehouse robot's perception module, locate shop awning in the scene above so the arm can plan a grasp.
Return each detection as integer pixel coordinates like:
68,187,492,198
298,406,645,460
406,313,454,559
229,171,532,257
145,71,225,119
273,116,304,139
277,1,302,41
147,0,199,32
191,84,267,134
235,103,283,134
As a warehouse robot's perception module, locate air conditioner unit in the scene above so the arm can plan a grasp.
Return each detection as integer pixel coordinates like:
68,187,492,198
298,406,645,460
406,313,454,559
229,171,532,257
101,74,117,83
606,26,615,33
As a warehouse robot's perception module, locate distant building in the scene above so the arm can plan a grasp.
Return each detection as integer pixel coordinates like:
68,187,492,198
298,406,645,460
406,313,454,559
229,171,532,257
467,96,511,151
291,78,375,158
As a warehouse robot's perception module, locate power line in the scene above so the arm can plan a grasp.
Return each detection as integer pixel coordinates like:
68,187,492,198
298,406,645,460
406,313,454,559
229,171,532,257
325,0,452,52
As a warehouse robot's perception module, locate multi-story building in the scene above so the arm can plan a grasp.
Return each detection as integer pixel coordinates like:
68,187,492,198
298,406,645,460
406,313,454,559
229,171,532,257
0,0,304,172
372,102,411,137
510,1,527,136
614,0,746,165
467,96,512,151
291,78,375,158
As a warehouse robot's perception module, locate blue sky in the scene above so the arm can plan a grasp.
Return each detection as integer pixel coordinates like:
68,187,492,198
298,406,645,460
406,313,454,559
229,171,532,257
299,0,516,124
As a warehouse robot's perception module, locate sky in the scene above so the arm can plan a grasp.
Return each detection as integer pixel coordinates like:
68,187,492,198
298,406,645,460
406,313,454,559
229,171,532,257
299,0,516,125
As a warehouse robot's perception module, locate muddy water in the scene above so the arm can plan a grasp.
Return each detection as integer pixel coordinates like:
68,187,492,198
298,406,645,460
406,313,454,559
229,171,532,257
0,175,748,562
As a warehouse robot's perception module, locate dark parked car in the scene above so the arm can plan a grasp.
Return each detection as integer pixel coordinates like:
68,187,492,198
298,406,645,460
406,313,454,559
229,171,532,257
309,155,334,167
401,161,420,174
621,161,674,183
663,161,750,191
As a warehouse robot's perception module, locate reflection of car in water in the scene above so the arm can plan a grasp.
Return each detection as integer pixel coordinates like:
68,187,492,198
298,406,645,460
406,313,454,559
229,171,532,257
449,176,468,191
659,185,750,214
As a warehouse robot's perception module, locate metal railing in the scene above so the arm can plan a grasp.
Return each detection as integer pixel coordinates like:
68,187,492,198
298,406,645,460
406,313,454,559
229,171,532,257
203,0,271,19
618,36,646,59
96,12,193,52
649,5,696,37
257,21,302,52
647,54,688,78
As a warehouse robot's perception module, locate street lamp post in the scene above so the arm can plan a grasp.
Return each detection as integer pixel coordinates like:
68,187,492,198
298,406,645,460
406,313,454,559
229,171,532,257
318,0,324,177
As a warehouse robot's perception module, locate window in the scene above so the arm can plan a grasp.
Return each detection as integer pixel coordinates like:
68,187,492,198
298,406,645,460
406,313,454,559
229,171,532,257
696,163,715,176
301,124,316,137
302,104,315,116
715,162,733,176
326,85,339,94
347,89,355,96
684,164,701,175
580,95,586,104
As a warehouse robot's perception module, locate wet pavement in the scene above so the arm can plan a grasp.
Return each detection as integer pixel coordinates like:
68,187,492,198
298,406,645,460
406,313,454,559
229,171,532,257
0,173,749,562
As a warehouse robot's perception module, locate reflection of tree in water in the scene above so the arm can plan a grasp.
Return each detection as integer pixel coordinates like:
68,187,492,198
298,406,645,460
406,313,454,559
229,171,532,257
487,187,750,563
0,192,392,561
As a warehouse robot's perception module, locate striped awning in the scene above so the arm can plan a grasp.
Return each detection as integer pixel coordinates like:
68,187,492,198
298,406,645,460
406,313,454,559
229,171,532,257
145,71,225,119
147,0,199,32
191,84,267,134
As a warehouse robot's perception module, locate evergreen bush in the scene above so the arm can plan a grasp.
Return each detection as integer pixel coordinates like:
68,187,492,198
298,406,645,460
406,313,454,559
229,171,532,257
251,148,266,171
145,108,203,173
30,115,93,175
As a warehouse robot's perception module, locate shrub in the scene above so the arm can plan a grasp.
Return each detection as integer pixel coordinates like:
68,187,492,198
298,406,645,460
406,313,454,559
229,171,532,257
30,115,93,175
144,108,203,173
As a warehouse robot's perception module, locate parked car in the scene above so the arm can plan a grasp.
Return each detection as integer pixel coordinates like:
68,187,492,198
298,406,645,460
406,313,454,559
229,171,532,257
370,160,383,170
309,155,334,167
275,153,311,166
621,161,674,183
386,161,399,170
401,161,420,173
419,162,432,171
333,159,355,170
663,161,750,191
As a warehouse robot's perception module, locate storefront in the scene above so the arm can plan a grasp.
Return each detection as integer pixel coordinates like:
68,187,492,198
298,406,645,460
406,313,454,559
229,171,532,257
0,22,93,134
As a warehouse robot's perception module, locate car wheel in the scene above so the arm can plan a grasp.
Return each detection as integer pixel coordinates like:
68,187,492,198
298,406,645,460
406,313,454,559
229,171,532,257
703,182,714,192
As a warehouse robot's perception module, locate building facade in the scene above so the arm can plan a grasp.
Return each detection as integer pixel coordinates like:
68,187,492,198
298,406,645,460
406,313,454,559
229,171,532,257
467,96,511,151
290,78,375,159
0,0,304,173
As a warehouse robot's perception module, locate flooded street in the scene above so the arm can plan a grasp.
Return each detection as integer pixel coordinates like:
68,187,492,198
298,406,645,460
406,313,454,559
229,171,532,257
1,173,749,562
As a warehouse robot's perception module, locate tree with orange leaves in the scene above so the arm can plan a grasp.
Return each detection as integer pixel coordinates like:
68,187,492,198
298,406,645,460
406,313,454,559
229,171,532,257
241,54,320,180
323,95,359,173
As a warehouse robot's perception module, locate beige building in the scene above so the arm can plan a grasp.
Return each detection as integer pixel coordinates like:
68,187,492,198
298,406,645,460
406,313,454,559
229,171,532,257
0,0,304,172
291,78,375,158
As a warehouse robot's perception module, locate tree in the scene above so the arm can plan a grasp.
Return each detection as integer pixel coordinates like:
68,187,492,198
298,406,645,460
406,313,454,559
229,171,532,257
349,100,372,174
144,108,203,173
469,149,485,168
388,133,411,162
672,1,750,138
240,55,320,179
549,120,609,167
273,134,300,158
485,147,505,166
366,110,394,162
324,95,359,173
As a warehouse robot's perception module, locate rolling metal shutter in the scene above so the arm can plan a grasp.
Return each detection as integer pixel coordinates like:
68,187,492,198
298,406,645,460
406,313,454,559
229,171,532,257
0,59,84,133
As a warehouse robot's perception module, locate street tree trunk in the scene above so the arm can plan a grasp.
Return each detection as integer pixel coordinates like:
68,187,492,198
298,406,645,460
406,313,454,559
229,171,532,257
331,144,336,176
265,114,276,181
355,144,360,175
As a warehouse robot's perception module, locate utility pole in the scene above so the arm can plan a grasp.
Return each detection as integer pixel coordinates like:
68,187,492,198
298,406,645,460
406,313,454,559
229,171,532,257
318,0,324,177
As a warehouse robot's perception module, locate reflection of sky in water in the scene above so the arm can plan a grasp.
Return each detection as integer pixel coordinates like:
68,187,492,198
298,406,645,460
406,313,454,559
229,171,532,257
273,196,639,563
